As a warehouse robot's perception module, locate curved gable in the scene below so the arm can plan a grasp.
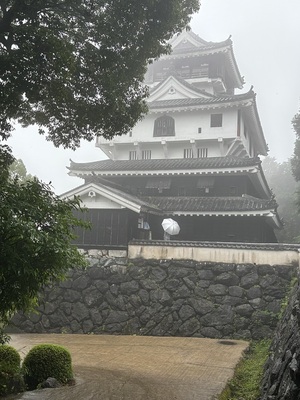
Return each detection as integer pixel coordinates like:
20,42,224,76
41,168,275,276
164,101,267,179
148,75,212,102
169,30,209,50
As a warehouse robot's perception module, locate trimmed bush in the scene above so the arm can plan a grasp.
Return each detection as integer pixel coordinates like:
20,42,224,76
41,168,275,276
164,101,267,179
0,345,21,373
22,344,73,390
0,345,25,396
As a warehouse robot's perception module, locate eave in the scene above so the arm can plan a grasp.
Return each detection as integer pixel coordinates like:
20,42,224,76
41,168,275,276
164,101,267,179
169,210,282,229
147,90,255,113
69,164,260,179
67,158,273,200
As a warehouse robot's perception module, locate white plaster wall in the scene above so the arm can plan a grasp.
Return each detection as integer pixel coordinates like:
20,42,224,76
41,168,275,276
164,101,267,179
128,244,300,266
166,140,221,158
110,142,165,160
98,108,240,160
98,108,238,145
106,139,223,160
170,109,238,140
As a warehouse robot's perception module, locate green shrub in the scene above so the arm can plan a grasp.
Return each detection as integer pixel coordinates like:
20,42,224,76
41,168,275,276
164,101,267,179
0,345,21,374
0,345,25,396
22,344,73,390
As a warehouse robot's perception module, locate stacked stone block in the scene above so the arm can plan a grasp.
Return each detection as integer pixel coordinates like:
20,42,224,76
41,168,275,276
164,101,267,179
11,257,296,340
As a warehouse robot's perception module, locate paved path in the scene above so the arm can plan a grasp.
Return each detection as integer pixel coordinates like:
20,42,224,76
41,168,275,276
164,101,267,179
9,334,248,400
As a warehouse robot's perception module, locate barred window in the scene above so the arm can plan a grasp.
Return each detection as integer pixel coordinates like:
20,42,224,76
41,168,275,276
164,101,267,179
142,150,151,160
129,151,137,160
197,148,208,158
184,148,193,158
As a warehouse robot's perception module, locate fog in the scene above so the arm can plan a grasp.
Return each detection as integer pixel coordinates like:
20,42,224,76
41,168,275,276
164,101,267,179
7,0,300,194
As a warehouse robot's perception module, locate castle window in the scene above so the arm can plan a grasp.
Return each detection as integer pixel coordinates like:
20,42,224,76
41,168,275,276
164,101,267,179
129,151,137,160
198,127,202,134
142,150,151,160
153,115,175,137
198,148,208,158
184,148,193,158
210,113,223,127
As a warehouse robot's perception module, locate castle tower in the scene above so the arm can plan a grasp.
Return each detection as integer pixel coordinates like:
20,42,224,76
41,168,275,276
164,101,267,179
62,30,281,247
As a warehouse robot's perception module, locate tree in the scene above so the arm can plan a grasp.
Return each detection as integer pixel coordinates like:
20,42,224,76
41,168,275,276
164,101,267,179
0,146,88,324
262,156,300,243
0,0,200,149
0,0,199,331
9,158,33,182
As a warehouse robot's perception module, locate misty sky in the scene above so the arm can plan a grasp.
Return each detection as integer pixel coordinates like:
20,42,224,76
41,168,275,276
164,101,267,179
7,0,300,194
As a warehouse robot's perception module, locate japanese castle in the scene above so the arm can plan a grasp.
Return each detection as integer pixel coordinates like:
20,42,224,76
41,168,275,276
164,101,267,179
62,30,282,248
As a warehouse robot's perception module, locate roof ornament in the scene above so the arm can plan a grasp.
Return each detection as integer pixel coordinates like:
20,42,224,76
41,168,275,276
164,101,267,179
168,87,176,95
88,190,96,198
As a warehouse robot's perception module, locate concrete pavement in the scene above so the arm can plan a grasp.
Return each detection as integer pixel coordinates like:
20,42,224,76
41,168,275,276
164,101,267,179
8,334,248,400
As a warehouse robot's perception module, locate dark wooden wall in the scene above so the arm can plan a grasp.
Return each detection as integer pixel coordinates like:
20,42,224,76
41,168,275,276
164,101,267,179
72,209,138,248
148,215,277,243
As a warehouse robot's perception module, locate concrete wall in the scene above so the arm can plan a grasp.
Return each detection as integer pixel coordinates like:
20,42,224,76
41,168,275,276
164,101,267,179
10,253,296,340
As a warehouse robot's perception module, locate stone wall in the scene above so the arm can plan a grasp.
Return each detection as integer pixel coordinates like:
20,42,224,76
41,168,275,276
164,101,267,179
10,255,296,340
260,275,300,399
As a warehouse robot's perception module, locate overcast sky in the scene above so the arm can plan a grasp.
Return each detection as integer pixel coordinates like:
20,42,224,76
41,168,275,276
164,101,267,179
7,0,300,194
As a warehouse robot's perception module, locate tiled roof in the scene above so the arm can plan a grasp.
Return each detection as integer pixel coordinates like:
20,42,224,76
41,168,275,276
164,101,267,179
69,156,260,173
148,91,254,110
170,38,232,55
140,196,276,213
129,240,300,252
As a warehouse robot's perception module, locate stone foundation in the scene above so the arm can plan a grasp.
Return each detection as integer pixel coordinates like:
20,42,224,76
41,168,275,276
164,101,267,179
10,257,296,340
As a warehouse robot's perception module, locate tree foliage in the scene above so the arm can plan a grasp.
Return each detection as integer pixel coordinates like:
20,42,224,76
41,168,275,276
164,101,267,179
9,158,33,182
0,0,200,148
0,0,200,326
262,156,300,243
0,146,88,323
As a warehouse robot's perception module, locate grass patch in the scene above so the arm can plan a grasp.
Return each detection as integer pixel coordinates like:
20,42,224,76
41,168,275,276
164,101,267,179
218,339,271,400
279,276,298,318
